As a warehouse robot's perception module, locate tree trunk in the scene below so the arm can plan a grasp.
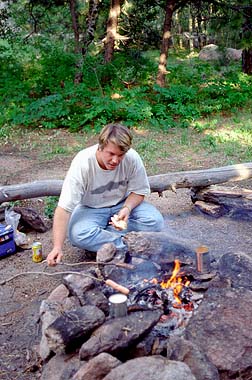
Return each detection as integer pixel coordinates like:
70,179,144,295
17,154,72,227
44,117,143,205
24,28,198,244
69,0,80,53
174,11,183,49
242,48,252,75
104,0,122,63
81,0,101,56
148,162,252,193
1,163,252,203
188,5,194,52
73,0,101,84
156,0,176,87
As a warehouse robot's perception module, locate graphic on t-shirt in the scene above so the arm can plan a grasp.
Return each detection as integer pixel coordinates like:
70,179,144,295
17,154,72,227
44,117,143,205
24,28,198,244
91,180,128,194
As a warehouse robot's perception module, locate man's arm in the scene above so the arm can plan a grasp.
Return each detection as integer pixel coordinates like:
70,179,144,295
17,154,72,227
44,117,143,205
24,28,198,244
47,206,71,266
117,192,144,222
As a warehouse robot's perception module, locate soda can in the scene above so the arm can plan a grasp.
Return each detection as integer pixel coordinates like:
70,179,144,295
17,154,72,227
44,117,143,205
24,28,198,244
195,245,211,273
109,293,128,318
32,241,43,263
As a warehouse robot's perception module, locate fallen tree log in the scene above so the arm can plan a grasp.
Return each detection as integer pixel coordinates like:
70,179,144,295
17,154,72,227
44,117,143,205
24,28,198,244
1,162,252,203
0,180,63,203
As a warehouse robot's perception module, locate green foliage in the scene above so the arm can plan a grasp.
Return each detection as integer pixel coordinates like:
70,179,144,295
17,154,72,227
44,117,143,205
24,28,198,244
44,196,59,219
1,38,252,133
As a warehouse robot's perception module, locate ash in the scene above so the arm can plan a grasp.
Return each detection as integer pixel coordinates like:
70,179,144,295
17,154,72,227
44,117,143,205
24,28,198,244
127,276,203,338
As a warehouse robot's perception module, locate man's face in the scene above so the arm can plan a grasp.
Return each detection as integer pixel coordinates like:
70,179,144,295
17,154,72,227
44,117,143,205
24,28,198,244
96,141,126,170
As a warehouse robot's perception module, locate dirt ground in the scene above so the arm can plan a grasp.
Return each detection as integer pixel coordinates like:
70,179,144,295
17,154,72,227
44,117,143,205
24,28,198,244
0,129,252,380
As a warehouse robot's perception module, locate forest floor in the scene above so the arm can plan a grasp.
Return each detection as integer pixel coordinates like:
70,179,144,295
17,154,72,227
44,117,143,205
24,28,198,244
0,127,252,380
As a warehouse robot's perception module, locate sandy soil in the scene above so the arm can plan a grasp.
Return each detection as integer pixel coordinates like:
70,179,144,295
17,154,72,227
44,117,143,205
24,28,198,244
0,129,252,380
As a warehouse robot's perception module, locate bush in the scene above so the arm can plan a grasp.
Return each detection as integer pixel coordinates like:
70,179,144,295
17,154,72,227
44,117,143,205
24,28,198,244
1,45,252,131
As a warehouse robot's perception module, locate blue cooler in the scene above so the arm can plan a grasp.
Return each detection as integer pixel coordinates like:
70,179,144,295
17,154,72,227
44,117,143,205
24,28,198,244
0,223,16,258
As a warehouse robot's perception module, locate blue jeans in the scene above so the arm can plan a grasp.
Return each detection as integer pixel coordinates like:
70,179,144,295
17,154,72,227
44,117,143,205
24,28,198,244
68,200,164,252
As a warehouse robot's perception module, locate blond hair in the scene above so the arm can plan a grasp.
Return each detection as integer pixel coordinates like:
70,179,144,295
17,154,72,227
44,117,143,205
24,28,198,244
98,123,132,153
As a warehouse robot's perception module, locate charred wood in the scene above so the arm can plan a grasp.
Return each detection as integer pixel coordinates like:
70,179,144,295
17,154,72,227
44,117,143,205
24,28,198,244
191,185,252,219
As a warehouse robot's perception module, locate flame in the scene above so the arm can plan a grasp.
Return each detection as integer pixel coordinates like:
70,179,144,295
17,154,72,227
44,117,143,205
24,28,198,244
160,259,190,304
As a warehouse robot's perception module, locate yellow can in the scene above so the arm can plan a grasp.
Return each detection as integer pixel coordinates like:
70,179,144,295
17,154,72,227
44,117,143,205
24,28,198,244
32,241,43,262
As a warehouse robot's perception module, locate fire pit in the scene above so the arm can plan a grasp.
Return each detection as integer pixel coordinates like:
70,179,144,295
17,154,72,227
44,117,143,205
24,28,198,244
38,232,252,380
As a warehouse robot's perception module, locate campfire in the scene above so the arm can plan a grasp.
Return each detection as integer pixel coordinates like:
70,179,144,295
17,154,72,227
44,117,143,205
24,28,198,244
126,259,198,337
36,233,252,380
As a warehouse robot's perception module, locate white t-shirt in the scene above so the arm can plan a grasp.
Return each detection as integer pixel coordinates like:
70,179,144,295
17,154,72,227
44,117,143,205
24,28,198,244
58,144,150,212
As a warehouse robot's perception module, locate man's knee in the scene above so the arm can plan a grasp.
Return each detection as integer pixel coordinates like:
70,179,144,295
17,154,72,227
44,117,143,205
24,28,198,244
152,211,164,231
68,222,96,247
132,204,164,232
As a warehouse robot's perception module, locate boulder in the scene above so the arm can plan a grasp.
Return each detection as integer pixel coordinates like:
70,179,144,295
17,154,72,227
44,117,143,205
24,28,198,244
103,356,196,380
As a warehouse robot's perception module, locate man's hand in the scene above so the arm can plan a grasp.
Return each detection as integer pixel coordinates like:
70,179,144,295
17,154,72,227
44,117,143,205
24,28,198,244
110,206,130,230
111,214,128,230
47,206,70,266
47,248,63,266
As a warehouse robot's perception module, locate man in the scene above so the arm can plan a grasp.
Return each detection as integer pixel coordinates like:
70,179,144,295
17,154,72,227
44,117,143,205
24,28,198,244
47,123,164,265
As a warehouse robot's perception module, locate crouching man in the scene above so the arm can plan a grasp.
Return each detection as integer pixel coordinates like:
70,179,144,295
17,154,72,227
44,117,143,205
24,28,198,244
47,123,164,265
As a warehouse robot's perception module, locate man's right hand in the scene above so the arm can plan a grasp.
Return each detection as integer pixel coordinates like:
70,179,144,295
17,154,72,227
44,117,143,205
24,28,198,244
47,206,70,266
47,248,63,266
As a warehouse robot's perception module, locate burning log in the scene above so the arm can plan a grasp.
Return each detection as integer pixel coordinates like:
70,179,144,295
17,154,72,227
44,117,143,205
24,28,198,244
1,162,252,202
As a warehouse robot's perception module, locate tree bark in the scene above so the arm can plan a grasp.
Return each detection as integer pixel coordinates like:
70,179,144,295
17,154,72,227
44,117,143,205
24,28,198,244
1,163,252,203
242,48,252,75
104,0,122,63
156,0,176,87
81,0,101,56
69,0,81,53
0,180,63,203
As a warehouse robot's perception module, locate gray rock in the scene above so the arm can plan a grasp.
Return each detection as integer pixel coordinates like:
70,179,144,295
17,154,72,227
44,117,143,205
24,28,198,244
63,272,95,298
72,352,121,380
39,285,78,360
79,310,162,360
123,231,198,264
96,243,117,263
103,356,196,380
45,305,105,353
47,283,70,302
199,44,242,62
185,286,252,377
226,48,242,61
40,353,80,380
167,336,219,380
198,44,222,61
80,288,109,315
218,251,252,290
